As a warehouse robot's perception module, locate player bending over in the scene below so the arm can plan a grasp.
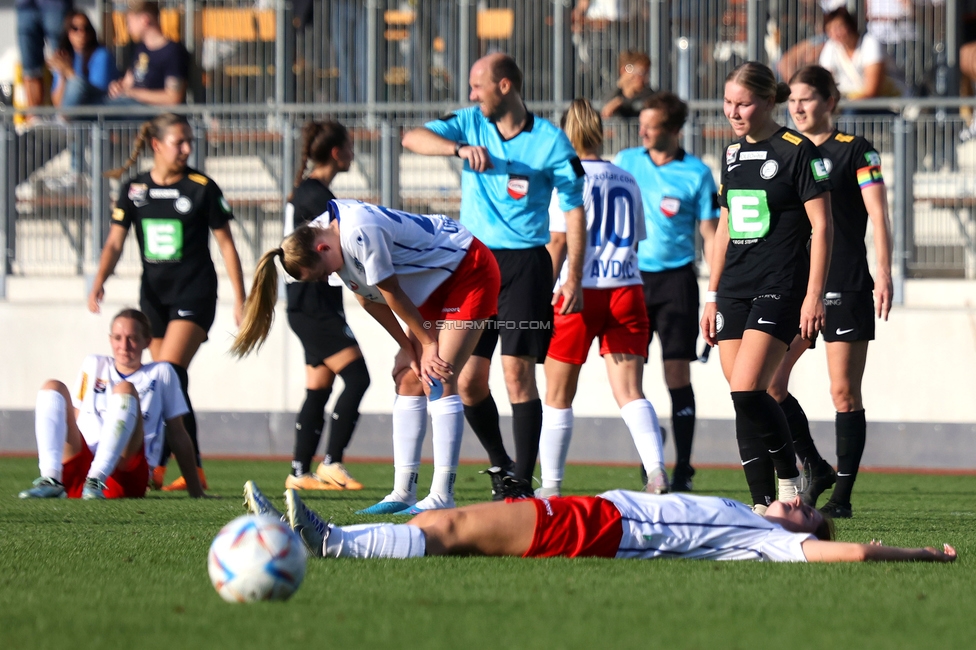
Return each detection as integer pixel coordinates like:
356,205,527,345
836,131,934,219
19,309,204,499
243,482,955,563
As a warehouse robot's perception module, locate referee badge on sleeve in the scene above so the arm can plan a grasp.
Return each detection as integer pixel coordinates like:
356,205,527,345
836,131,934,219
507,174,529,200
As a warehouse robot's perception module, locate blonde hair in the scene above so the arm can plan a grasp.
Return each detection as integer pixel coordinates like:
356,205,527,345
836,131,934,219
232,225,323,357
105,113,189,180
111,308,152,342
727,61,791,104
560,98,603,157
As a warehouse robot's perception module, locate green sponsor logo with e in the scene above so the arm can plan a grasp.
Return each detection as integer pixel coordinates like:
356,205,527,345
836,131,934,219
142,219,184,260
727,190,771,240
811,158,830,181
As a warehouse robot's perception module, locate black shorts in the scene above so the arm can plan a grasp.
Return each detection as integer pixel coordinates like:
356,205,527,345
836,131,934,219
471,247,554,362
641,264,700,361
140,286,216,339
287,311,359,366
716,294,801,346
823,290,875,342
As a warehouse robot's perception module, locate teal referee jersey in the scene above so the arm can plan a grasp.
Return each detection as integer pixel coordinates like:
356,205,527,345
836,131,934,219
613,147,719,273
424,107,584,249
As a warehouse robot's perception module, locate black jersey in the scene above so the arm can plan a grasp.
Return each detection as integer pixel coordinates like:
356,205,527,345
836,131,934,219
113,168,232,304
818,130,883,292
718,127,831,299
284,178,344,317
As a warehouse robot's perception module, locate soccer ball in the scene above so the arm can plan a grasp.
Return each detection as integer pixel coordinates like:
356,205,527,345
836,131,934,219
208,514,307,603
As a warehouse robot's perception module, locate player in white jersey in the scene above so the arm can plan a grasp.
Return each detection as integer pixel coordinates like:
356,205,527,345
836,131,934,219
19,309,205,499
235,200,501,512
538,99,666,497
243,481,957,564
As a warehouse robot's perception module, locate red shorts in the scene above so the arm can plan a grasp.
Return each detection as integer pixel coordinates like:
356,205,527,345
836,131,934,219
62,443,149,499
512,495,623,558
419,238,500,323
548,285,649,365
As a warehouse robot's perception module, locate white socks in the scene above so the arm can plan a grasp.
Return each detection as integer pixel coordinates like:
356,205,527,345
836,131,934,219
324,523,426,559
540,405,574,490
88,394,139,482
35,390,68,481
390,395,427,503
416,394,463,509
620,399,665,476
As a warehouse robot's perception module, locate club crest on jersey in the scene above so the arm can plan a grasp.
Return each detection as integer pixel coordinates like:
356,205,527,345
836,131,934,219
350,281,359,290
660,197,681,218
174,196,192,214
128,183,148,207
760,160,779,180
726,143,740,165
93,378,106,393
507,174,529,200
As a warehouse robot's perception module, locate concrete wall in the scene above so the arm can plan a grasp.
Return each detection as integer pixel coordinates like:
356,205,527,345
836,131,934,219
2,277,975,469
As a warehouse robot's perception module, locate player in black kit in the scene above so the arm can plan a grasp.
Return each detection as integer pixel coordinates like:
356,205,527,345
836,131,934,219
282,120,370,491
766,66,893,518
88,113,246,491
700,63,833,514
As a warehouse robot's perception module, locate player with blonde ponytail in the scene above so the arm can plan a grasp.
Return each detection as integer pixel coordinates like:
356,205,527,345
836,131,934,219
236,199,500,513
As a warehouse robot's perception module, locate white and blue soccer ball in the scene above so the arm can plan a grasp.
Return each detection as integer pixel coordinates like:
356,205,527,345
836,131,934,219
208,514,307,603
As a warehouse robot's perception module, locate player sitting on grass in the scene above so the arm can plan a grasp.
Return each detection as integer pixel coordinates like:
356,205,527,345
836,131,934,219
242,481,955,563
19,309,204,499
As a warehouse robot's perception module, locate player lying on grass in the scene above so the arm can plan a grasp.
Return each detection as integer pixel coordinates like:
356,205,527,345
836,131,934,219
242,481,956,563
19,309,204,499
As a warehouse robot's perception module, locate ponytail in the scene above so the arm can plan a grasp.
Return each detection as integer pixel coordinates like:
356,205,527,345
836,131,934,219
105,113,190,180
231,248,284,357
232,223,325,357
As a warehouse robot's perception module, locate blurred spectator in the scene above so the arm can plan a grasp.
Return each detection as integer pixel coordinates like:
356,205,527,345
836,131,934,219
866,0,915,46
573,0,623,92
819,7,904,101
775,0,843,82
49,10,119,109
103,0,188,107
958,1,976,141
16,0,72,115
600,50,654,119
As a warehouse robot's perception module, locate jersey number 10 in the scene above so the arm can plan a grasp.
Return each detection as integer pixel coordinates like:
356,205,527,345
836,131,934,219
589,186,635,248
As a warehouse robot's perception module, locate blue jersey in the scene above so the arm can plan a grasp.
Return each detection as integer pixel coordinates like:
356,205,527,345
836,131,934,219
424,107,585,249
614,147,719,273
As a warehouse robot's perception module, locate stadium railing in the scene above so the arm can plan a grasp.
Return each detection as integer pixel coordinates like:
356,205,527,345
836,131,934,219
2,98,975,301
97,1,950,111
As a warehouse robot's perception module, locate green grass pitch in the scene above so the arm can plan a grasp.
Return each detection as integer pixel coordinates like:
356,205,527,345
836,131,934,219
1,457,974,649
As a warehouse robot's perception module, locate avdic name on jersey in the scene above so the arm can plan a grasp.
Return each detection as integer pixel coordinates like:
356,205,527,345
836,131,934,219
599,490,813,561
548,160,646,288
313,199,473,306
73,355,188,467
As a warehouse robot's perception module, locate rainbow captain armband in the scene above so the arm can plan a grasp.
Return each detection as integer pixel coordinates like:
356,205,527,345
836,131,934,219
857,165,884,188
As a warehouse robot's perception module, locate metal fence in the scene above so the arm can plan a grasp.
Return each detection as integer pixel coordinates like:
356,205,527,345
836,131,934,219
93,1,955,107
3,99,976,303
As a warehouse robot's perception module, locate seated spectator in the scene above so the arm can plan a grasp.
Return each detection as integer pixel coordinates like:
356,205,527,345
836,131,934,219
61,0,188,109
16,0,72,121
957,2,976,141
48,10,119,109
600,50,654,119
818,7,903,102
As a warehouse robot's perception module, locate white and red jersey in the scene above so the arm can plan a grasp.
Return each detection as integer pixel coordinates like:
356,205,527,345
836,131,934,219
599,490,813,562
314,199,474,306
72,355,188,467
549,160,645,289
